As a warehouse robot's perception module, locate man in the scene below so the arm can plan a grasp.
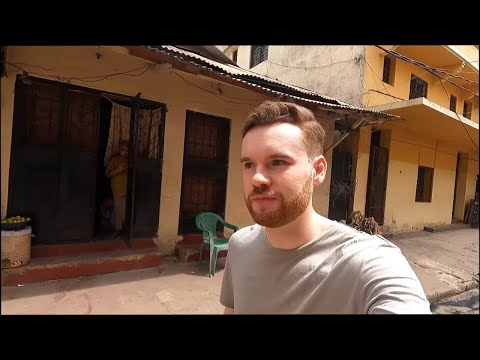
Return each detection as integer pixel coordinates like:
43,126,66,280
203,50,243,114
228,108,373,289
220,101,431,314
106,140,129,238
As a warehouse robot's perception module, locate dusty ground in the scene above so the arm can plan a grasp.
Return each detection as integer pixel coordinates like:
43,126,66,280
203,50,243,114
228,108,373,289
2,227,479,315
1,258,225,314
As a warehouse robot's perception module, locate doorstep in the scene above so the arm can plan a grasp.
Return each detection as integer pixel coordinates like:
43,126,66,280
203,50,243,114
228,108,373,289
1,247,162,286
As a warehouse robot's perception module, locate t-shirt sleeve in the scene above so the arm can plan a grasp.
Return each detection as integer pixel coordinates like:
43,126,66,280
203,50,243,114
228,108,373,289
360,243,431,314
220,253,234,310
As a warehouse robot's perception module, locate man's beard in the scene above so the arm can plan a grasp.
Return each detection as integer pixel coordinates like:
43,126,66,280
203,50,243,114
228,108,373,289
245,176,313,228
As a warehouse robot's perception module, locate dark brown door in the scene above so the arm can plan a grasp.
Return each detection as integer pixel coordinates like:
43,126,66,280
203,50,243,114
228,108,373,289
178,111,230,234
55,89,100,242
125,94,166,245
328,149,353,221
8,79,63,244
8,78,100,244
365,145,389,225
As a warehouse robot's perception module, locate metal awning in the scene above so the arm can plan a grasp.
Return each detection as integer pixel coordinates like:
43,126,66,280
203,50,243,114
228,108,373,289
125,45,397,123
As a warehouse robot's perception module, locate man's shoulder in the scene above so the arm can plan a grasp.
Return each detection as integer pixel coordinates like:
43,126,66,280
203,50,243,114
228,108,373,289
229,224,263,249
329,221,400,257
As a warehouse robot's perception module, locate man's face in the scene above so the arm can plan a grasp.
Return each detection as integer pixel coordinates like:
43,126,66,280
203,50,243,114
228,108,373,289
241,123,326,228
119,145,128,158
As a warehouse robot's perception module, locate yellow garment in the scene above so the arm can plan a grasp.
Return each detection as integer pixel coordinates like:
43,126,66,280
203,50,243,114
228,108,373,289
107,155,128,198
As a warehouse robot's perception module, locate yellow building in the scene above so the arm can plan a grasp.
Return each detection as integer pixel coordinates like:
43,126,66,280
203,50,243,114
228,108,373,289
222,45,479,233
360,45,479,232
1,46,391,256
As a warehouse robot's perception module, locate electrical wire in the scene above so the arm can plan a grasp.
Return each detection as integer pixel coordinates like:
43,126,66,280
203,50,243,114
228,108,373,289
266,58,354,70
376,46,479,84
364,58,401,103
172,70,260,106
375,46,479,97
438,75,479,150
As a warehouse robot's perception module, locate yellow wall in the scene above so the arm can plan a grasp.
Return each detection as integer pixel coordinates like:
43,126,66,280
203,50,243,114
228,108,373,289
364,46,479,124
1,46,335,253
379,123,459,232
1,75,15,218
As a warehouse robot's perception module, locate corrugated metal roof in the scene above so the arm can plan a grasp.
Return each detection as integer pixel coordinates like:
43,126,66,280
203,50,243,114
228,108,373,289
144,45,396,119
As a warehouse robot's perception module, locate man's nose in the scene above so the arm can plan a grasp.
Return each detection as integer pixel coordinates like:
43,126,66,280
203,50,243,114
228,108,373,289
251,168,271,187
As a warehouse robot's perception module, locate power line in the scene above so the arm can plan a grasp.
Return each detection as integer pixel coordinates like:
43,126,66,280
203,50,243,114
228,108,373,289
172,70,260,106
366,49,478,151
376,46,479,84
265,58,354,70
375,46,479,97
438,75,479,151
364,58,401,103
319,58,355,90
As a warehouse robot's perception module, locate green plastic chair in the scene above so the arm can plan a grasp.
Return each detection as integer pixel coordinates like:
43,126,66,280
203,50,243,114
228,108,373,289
195,212,238,278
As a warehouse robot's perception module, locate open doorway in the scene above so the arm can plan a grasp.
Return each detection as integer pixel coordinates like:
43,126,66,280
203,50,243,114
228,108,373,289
8,76,165,245
94,99,113,239
93,97,133,240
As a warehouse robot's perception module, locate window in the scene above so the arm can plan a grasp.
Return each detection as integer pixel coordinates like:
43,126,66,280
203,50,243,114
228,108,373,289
232,49,238,63
409,74,428,99
463,100,472,119
450,95,457,112
415,166,434,202
382,56,395,85
250,45,268,68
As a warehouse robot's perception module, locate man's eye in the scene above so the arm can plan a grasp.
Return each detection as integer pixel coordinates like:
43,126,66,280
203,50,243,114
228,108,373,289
272,160,286,166
243,162,253,169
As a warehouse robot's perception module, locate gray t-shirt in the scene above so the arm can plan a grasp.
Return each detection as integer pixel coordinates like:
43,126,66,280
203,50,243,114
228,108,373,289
220,220,431,314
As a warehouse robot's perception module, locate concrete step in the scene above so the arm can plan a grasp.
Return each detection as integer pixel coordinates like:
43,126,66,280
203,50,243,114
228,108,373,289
424,223,471,233
1,247,161,286
31,238,157,258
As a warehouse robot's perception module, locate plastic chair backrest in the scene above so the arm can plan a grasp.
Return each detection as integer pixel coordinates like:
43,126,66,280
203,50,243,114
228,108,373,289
195,212,223,244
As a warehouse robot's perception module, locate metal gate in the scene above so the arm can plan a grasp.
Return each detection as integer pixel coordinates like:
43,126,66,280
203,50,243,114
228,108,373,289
8,77,100,244
178,111,230,234
365,145,389,225
328,149,353,221
124,93,166,244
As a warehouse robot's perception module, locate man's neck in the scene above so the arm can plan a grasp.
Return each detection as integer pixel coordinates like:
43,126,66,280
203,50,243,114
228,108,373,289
264,208,332,250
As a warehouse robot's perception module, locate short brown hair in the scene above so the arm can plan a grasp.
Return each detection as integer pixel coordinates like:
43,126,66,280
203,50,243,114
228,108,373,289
242,101,326,157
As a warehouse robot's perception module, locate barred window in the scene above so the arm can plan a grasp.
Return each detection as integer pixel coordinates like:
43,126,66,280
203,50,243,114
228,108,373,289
415,166,434,202
250,45,268,68
409,74,428,99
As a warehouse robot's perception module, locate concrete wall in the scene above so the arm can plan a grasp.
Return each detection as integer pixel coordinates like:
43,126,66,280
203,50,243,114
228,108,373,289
231,46,366,107
1,46,335,253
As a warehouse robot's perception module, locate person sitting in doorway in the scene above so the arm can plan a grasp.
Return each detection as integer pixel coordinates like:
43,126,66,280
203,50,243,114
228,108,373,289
106,139,129,238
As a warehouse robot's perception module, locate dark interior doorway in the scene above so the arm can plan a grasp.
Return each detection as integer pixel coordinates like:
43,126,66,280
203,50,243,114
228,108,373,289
8,76,165,246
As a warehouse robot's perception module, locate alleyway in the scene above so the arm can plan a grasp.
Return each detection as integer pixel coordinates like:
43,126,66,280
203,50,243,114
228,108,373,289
2,227,478,314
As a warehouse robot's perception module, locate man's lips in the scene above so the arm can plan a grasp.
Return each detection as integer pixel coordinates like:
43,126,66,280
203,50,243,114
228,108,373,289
250,196,277,201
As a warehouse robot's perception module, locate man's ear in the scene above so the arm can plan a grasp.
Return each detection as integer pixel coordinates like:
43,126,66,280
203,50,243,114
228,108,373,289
312,155,327,186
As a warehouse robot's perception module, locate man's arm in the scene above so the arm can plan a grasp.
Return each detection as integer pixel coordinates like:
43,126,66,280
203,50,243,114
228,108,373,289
360,244,431,314
224,307,234,314
106,162,127,178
